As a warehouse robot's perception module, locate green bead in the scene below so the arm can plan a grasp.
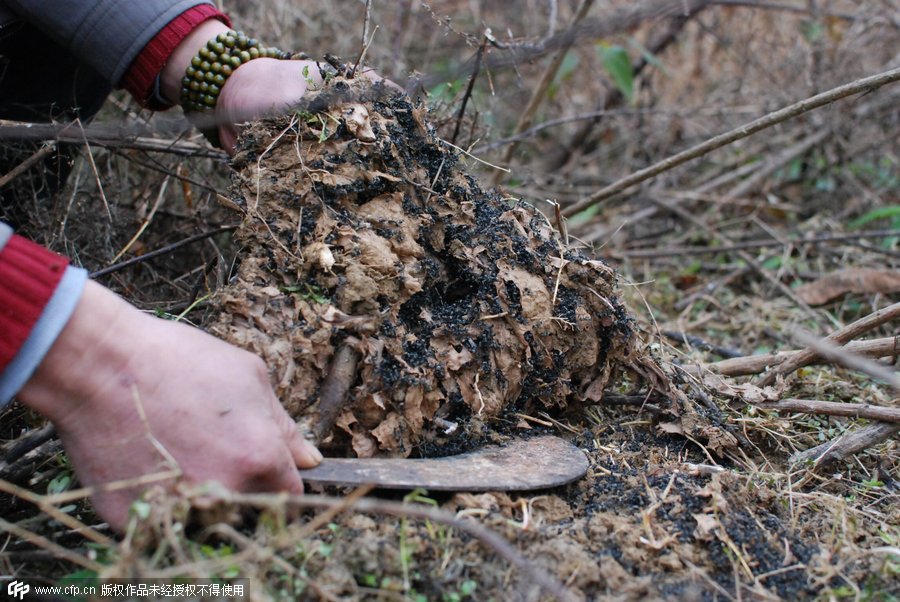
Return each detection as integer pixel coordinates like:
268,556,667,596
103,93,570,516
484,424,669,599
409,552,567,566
200,60,211,71
204,71,216,83
203,95,216,107
189,80,201,91
221,64,233,76
230,56,242,68
223,34,236,48
248,38,258,48
213,74,226,86
199,47,212,60
239,50,251,63
208,84,220,96
212,42,225,55
199,81,209,92
216,32,228,43
191,55,202,68
185,66,196,78
249,47,259,59
193,69,205,81
210,61,222,73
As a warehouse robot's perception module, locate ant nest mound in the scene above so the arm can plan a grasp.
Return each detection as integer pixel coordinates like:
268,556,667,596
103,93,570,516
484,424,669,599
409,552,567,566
207,77,665,457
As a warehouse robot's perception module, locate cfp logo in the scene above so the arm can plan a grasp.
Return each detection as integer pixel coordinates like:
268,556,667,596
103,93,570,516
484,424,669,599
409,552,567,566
7,580,30,600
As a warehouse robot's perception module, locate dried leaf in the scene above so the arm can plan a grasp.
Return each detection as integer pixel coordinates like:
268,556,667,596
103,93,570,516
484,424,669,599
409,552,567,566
658,422,684,436
797,269,900,305
342,103,376,142
692,513,719,540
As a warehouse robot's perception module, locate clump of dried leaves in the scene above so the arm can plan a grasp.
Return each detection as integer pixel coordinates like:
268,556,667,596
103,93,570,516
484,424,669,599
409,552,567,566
207,78,663,457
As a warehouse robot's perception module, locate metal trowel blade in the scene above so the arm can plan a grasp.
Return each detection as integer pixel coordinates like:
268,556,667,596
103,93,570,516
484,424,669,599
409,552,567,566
299,435,588,491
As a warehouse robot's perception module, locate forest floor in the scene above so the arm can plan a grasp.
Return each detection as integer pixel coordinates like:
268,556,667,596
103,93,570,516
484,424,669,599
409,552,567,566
1,1,898,600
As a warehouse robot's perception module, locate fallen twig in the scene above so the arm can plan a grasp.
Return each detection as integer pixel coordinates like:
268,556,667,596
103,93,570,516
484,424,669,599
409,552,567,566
0,516,105,572
708,0,865,20
0,120,225,159
757,399,900,424
0,478,113,546
789,329,900,391
0,423,55,469
618,229,900,259
725,129,830,199
688,336,899,377
562,66,900,217
314,345,361,442
0,142,56,189
208,489,576,602
90,224,239,279
756,302,900,387
790,422,900,466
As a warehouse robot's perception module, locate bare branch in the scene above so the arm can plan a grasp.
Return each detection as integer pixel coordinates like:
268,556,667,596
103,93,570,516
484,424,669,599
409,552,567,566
0,142,56,189
757,399,900,423
756,302,900,387
208,490,577,602
687,336,900,377
789,329,900,391
791,422,900,465
562,66,900,217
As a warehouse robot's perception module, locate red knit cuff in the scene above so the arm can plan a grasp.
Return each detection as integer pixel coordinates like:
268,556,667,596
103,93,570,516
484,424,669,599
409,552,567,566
0,236,69,372
122,4,232,110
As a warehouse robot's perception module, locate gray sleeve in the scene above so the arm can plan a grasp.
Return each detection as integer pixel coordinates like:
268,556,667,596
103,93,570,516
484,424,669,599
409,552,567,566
0,265,88,405
2,0,216,86
0,222,11,252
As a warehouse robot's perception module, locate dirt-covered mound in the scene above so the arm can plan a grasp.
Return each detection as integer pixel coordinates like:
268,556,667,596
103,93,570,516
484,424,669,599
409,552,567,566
207,78,661,457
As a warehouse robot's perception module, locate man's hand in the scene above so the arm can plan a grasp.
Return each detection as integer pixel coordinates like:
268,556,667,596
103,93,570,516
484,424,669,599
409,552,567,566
159,19,398,154
214,57,324,151
19,281,321,531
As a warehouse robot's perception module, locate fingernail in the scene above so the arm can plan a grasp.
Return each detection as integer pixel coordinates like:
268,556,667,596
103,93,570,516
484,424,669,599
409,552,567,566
305,442,324,465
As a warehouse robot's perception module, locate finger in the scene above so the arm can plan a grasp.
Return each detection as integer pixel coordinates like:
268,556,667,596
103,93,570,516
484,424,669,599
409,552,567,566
217,125,238,155
287,427,323,469
278,453,306,494
270,399,323,468
245,449,305,494
92,493,127,533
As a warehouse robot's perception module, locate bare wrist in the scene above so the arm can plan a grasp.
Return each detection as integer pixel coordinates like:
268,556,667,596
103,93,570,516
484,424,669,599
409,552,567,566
18,281,138,424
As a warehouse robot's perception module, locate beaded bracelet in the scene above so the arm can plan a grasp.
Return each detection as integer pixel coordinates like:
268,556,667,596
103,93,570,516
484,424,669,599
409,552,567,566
180,30,291,112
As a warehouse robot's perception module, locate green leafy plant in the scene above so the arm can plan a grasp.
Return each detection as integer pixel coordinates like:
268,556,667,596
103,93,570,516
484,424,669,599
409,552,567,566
548,51,580,100
281,283,330,304
597,43,634,103
850,205,900,229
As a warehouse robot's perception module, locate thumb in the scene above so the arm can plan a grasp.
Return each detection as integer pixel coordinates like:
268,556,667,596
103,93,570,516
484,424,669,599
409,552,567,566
276,408,323,468
288,428,323,469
